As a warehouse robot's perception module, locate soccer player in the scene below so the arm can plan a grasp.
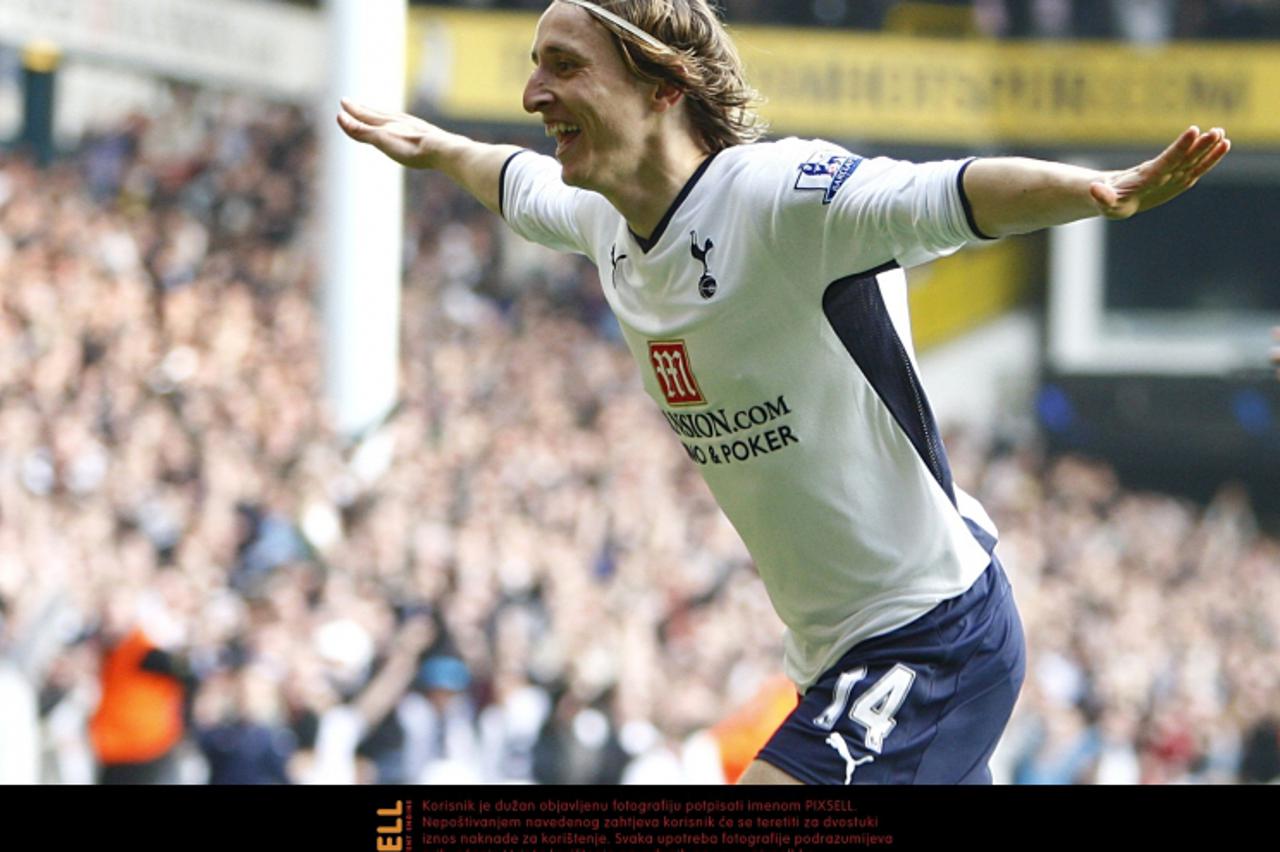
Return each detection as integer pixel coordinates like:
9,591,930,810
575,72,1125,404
337,0,1230,784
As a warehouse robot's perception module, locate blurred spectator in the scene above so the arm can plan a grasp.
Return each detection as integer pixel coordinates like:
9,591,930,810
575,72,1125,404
397,655,483,783
89,625,189,784
532,688,630,785
707,675,797,784
194,665,295,784
0,597,41,783
477,670,553,782
289,618,435,784
1238,717,1280,783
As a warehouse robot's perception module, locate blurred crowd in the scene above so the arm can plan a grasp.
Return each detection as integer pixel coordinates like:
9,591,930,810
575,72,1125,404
420,0,1280,40
0,87,777,785
955,443,1280,784
1,86,1278,786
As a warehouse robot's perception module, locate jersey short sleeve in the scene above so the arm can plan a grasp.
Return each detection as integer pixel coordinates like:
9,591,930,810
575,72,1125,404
747,138,991,285
499,150,608,261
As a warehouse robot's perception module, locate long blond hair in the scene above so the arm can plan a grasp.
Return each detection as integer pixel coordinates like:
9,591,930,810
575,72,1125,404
558,0,767,152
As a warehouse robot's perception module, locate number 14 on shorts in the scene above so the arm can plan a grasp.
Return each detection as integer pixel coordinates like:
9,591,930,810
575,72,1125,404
812,664,917,753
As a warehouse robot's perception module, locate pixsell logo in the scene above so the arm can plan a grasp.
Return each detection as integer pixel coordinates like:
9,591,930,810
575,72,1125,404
374,800,406,851
649,340,705,407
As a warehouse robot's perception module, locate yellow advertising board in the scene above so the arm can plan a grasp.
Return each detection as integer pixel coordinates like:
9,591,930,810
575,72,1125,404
409,8,1280,147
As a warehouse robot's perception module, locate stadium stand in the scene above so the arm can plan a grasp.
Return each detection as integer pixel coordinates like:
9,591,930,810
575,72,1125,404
1,87,1278,784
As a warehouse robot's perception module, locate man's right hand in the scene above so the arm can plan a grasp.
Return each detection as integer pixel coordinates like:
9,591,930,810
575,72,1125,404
336,99,521,216
336,98,456,170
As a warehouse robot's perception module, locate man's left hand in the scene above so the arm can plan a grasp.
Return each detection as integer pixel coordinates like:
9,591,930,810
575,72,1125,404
1090,126,1231,220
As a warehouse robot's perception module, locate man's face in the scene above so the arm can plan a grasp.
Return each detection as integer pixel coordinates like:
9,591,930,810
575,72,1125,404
522,2,657,193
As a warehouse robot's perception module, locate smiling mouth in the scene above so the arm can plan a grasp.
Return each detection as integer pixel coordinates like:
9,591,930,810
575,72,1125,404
545,122,582,156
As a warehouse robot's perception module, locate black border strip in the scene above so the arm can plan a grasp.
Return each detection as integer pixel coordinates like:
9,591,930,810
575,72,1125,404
5,784,1267,848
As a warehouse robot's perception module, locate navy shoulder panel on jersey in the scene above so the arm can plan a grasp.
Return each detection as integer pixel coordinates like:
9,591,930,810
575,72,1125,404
821,264,957,507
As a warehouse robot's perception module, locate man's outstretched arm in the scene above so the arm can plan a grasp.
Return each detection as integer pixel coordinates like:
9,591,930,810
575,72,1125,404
336,99,523,216
962,126,1231,238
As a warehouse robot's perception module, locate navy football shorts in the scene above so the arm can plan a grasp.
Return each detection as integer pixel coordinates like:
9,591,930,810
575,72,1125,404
758,558,1025,784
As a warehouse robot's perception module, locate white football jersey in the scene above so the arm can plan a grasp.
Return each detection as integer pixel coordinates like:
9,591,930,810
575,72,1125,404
501,137,1000,691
